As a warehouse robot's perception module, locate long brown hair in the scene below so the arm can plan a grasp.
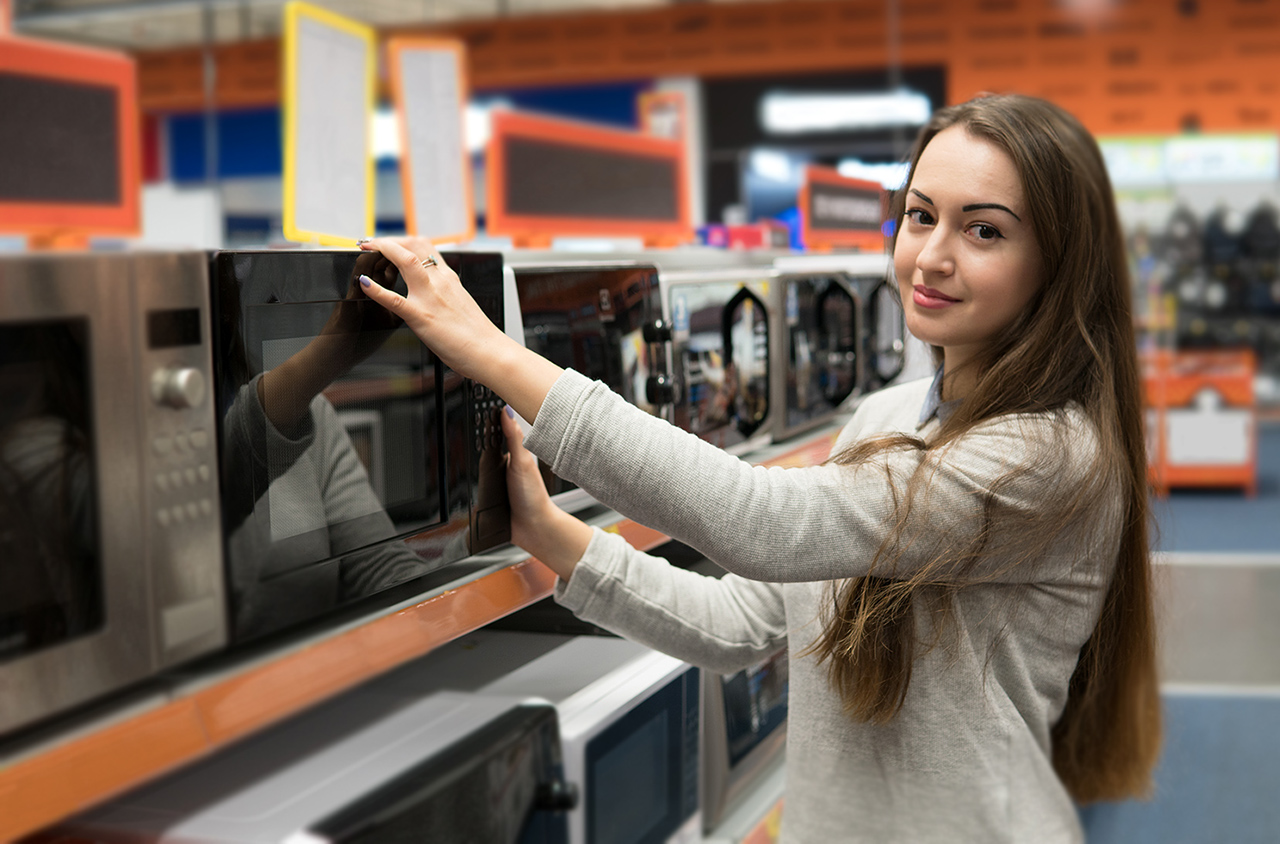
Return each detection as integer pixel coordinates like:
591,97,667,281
805,94,1160,803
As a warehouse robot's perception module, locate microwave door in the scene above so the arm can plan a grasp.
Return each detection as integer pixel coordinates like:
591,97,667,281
722,288,771,444
816,281,860,407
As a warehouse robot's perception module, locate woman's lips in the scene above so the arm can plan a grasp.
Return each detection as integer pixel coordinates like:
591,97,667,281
912,285,960,309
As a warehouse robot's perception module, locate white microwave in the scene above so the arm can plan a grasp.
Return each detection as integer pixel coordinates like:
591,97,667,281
374,629,703,844
56,689,573,843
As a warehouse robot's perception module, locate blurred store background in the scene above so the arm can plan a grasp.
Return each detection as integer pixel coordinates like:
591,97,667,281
4,1,1280,842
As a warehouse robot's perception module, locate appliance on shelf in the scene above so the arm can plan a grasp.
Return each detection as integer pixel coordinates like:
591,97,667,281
56,689,574,843
372,629,703,844
0,252,227,737
507,258,675,512
208,249,514,643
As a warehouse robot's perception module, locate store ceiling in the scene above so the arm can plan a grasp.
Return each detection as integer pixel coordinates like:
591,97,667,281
12,0,767,51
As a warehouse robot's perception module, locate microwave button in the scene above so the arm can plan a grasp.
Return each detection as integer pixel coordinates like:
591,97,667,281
200,498,213,516
175,431,190,452
643,318,673,344
185,468,198,485
153,434,173,455
158,509,171,527
152,367,207,410
186,503,200,520
198,464,211,482
170,470,184,488
172,506,185,523
190,428,209,449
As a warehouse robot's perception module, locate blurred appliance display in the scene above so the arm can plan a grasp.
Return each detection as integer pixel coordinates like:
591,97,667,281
660,268,776,454
375,630,702,844
57,690,573,843
209,249,512,642
508,260,674,511
769,270,863,442
0,252,227,737
700,647,789,833
774,253,903,389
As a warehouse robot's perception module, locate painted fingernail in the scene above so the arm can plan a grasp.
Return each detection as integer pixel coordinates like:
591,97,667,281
359,274,373,288
505,405,515,419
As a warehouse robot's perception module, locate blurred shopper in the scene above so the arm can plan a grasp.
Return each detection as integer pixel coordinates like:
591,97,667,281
357,92,1160,843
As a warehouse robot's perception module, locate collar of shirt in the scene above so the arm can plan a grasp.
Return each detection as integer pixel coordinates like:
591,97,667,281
917,365,963,429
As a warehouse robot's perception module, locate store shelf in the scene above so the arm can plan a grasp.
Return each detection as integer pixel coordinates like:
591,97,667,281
0,423,840,842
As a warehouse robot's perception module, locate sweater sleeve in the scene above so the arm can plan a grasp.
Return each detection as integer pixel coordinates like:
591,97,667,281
525,369,1112,585
554,527,788,674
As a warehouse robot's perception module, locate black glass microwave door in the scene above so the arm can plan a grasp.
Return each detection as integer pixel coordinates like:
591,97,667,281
315,705,569,844
221,299,443,640
870,281,906,385
723,288,770,438
672,283,735,442
721,650,789,767
0,320,104,662
586,671,697,844
817,281,858,406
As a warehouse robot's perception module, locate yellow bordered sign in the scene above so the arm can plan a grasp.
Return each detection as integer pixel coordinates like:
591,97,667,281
282,1,375,246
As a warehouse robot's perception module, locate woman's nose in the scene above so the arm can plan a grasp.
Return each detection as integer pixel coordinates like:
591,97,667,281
915,229,954,276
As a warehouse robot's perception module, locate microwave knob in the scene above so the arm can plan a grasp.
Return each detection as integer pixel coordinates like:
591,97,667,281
643,319,673,344
535,780,579,812
646,374,677,406
152,367,207,409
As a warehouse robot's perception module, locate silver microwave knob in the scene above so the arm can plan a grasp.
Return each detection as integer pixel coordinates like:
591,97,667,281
152,367,206,409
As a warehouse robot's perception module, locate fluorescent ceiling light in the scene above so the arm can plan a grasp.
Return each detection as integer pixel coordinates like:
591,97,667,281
761,89,931,134
373,108,401,160
750,149,795,183
837,159,910,190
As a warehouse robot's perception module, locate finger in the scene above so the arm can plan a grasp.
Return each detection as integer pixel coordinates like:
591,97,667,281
361,237,423,280
358,273,406,316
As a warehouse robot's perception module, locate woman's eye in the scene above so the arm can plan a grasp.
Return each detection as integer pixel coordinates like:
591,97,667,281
905,208,934,226
970,224,1002,241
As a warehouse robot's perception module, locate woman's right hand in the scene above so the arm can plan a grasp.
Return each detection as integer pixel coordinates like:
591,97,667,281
357,237,564,425
501,407,592,581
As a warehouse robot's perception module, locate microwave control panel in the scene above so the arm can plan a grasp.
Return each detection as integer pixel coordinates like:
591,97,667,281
132,252,228,666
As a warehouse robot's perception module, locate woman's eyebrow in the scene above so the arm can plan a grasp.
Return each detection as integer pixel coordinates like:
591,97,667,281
909,189,933,205
962,202,1022,221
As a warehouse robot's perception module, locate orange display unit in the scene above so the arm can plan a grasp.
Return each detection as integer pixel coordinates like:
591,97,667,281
0,36,141,245
486,110,692,246
798,166,885,253
1143,349,1258,497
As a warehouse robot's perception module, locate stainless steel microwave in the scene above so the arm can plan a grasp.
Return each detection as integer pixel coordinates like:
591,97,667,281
58,689,573,843
208,249,514,643
0,252,228,737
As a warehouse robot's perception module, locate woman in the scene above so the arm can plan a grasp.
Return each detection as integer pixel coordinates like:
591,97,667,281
357,93,1160,843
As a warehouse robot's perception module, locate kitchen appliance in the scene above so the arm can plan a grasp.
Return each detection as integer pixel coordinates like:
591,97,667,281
508,259,674,511
659,268,775,454
774,253,905,389
0,252,227,737
58,688,573,843
374,629,702,844
209,249,513,642
769,270,863,442
700,647,788,833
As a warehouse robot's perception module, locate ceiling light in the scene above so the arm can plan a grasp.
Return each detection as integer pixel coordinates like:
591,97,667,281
761,89,931,134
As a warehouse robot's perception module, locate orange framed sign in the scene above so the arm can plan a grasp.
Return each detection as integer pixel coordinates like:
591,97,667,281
386,36,474,243
486,110,692,243
0,37,140,239
798,166,884,252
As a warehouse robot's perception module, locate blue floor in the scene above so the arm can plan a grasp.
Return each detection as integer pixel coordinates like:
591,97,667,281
1152,424,1280,554
1079,692,1280,844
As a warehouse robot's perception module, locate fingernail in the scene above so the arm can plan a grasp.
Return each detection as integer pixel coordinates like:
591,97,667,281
505,405,515,419
359,274,373,288
357,237,371,244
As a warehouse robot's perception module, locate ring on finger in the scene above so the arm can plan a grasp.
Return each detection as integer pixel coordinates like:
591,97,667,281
420,256,438,270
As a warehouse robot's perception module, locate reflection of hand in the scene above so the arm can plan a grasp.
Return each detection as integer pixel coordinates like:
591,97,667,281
501,408,591,581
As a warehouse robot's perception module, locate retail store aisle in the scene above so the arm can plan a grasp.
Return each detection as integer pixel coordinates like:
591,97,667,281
1153,424,1280,553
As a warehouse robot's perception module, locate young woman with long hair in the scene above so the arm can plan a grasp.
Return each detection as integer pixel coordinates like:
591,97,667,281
356,92,1161,842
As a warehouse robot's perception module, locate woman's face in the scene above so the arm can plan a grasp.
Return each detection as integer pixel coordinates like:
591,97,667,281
893,125,1043,375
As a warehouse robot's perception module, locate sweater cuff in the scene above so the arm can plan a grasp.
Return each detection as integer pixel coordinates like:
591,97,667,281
553,526,625,614
524,368,596,468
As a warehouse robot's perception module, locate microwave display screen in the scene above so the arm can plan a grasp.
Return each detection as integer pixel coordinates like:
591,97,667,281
722,649,788,766
147,308,202,349
0,320,104,662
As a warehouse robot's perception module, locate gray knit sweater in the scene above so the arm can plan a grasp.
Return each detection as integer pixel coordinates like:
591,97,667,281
525,369,1123,843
